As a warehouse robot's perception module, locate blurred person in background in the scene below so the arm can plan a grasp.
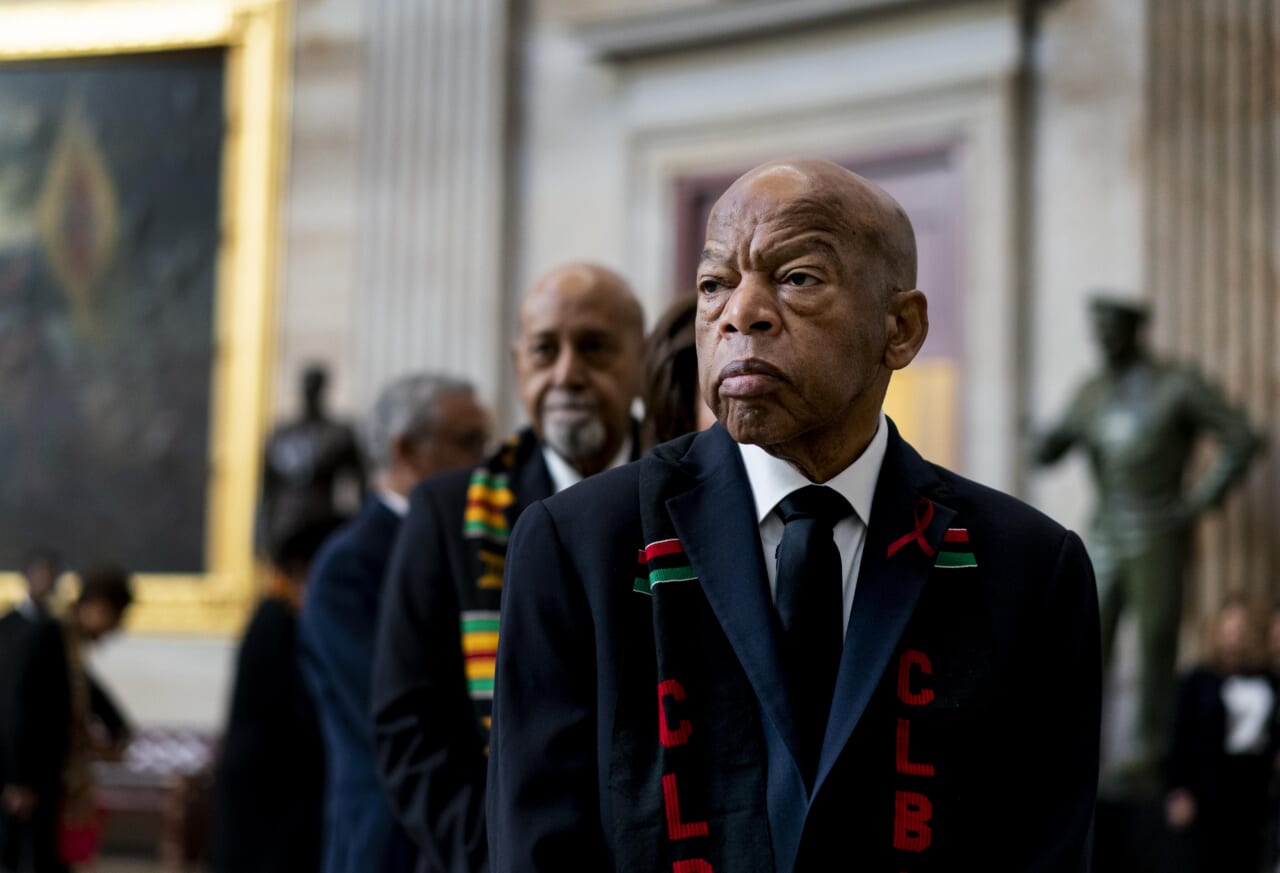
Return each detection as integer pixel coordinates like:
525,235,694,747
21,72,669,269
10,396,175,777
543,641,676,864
210,519,338,873
0,549,68,873
11,549,62,619
372,263,645,873
0,564,133,873
1166,597,1277,873
1256,602,1280,873
299,373,489,873
641,293,716,449
56,566,134,870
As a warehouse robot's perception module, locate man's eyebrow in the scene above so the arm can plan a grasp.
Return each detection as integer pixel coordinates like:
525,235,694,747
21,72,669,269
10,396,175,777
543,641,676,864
764,234,844,264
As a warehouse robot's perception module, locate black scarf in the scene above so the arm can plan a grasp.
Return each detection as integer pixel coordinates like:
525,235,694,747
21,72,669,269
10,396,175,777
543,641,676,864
608,435,775,872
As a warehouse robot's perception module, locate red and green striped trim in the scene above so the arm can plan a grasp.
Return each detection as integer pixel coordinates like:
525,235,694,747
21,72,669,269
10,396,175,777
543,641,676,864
633,538,697,594
934,528,977,569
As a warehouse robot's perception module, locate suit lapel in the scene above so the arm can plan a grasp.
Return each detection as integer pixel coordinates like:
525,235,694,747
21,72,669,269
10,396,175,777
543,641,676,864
664,426,802,768
507,430,554,529
813,422,955,796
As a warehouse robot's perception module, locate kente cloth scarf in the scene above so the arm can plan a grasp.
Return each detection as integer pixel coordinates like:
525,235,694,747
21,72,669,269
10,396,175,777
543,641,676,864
459,429,539,707
610,435,775,872
463,431,537,590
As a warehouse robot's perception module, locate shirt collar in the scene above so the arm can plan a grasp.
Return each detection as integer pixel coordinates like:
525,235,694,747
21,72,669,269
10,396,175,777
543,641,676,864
15,597,44,621
377,489,410,518
738,411,889,527
542,437,633,494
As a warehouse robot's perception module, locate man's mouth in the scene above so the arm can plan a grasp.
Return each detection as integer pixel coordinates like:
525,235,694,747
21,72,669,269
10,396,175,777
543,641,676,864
718,358,786,398
543,397,599,417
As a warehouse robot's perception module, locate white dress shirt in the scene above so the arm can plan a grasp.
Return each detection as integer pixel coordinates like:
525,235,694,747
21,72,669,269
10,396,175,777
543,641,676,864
378,489,410,518
1222,675,1275,754
542,437,633,494
738,412,889,638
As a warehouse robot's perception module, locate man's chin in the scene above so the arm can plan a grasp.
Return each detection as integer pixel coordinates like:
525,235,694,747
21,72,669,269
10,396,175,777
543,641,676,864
543,417,609,462
720,406,793,447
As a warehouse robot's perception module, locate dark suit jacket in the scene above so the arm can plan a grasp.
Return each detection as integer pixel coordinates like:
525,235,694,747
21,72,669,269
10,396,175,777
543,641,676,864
1168,667,1278,820
0,609,70,871
211,597,325,873
299,498,417,873
487,422,1101,873
372,433,554,873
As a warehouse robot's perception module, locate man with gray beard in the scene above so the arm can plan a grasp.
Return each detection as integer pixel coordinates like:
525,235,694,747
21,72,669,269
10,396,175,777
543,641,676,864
371,263,644,873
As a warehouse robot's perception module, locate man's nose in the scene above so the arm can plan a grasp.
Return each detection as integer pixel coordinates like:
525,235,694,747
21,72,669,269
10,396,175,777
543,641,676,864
721,274,780,336
551,346,586,386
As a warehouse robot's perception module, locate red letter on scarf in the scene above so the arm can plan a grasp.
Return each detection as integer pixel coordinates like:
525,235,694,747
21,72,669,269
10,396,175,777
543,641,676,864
897,650,934,706
895,718,934,777
673,862,713,872
658,679,694,748
893,791,933,852
662,773,709,840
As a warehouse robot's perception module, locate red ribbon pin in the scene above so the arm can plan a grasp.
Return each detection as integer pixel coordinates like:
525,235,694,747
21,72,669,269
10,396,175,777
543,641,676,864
887,498,937,559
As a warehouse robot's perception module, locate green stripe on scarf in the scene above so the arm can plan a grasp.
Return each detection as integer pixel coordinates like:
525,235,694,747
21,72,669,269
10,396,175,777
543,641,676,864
935,550,978,568
462,617,501,633
634,565,697,594
649,566,697,584
463,520,510,541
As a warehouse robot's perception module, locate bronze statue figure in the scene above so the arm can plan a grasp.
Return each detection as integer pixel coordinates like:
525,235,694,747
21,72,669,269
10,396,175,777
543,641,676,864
260,365,365,552
1032,295,1262,796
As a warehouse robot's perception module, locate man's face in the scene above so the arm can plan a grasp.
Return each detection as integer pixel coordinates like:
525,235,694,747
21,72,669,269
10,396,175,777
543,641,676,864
1216,604,1249,663
403,392,491,481
514,275,643,467
696,171,892,454
76,600,123,643
24,559,59,603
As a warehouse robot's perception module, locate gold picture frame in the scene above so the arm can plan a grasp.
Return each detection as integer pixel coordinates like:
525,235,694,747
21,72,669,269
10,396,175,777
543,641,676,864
0,0,290,633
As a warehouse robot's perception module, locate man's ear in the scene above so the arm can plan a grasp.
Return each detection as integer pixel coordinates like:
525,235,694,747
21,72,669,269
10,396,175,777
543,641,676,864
390,432,416,467
884,289,929,371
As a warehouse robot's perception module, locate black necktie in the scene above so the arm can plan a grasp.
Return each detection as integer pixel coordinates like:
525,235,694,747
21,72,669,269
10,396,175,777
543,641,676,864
775,484,852,790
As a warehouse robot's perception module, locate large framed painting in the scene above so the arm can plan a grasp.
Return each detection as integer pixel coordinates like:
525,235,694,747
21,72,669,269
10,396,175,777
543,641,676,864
0,0,289,632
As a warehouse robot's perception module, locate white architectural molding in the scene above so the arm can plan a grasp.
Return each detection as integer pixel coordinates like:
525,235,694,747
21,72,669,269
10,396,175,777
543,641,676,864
573,0,990,61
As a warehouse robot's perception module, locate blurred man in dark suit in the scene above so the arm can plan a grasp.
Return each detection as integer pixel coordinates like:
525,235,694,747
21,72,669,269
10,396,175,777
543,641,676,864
300,374,489,873
372,263,645,873
211,521,335,873
0,563,133,873
10,550,61,619
487,160,1101,873
0,552,70,873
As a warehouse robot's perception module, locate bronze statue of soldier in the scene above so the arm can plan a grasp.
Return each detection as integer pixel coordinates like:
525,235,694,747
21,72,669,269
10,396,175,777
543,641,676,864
1033,295,1261,796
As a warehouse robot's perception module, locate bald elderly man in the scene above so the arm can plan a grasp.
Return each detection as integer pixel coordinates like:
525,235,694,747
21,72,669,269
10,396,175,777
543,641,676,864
487,161,1101,873
372,264,646,873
